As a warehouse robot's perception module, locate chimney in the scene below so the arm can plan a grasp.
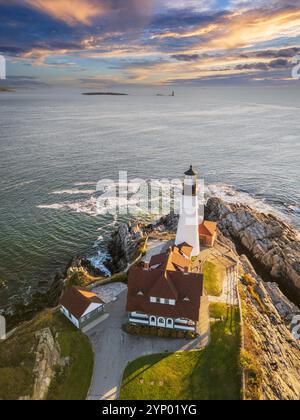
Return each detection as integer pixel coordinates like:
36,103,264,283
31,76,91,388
184,266,189,275
144,262,150,270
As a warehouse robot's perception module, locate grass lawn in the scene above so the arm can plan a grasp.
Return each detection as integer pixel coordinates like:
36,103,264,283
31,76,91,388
0,310,93,400
120,303,241,401
203,261,223,296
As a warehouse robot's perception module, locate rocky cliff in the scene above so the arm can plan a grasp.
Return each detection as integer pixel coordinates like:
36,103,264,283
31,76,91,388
107,221,145,272
32,328,62,400
239,256,300,400
205,197,300,306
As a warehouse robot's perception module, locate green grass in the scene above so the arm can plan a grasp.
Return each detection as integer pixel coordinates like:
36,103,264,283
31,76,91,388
203,261,223,296
0,310,93,400
120,303,242,400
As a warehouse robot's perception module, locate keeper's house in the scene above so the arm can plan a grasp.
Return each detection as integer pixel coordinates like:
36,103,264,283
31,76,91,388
60,286,104,329
126,245,207,333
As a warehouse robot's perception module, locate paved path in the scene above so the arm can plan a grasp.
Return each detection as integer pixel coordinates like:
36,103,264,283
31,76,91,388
191,242,239,307
87,290,208,400
208,266,238,306
142,239,174,263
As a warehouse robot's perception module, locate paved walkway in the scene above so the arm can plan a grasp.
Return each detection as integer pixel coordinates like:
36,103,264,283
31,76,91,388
191,242,239,307
142,239,174,263
87,290,208,400
208,266,238,306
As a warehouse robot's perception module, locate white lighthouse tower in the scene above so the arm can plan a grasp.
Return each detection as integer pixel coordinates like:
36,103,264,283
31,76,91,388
175,166,200,257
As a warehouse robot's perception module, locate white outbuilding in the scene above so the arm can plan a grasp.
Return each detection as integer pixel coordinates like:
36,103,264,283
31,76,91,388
60,286,104,329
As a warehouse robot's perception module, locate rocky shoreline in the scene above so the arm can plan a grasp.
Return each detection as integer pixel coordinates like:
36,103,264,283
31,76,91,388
2,197,299,331
205,197,300,306
1,196,300,399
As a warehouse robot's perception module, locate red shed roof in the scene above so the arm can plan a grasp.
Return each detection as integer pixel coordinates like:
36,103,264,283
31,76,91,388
60,286,103,320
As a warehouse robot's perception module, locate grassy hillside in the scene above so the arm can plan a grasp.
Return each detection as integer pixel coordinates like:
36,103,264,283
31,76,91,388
0,310,93,400
120,303,242,400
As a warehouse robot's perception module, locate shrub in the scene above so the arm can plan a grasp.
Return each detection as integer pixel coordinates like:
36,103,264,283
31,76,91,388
123,323,199,340
240,350,263,400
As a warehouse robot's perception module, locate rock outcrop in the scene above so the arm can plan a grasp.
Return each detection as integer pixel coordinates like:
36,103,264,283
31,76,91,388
239,258,300,400
206,197,300,305
32,328,61,400
107,221,144,272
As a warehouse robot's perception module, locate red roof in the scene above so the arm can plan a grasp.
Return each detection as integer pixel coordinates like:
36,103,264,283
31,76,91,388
60,286,103,320
149,244,191,272
199,220,217,237
127,266,204,321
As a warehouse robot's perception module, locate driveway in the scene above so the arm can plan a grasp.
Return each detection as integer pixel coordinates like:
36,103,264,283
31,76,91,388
87,290,207,400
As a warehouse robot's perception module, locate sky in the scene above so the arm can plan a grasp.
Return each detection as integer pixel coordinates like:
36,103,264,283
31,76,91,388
0,0,300,87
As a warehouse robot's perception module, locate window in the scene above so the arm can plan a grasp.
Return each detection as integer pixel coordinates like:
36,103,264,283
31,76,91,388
150,297,161,303
167,318,174,328
150,316,157,326
158,317,165,327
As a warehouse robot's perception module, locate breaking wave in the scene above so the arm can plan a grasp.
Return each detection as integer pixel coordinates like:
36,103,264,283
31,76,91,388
205,184,285,218
38,181,288,221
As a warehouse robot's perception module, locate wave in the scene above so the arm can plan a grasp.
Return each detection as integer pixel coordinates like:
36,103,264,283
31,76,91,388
88,234,112,277
37,197,99,216
49,189,95,195
38,181,288,222
205,184,285,218
73,182,97,187
0,180,35,192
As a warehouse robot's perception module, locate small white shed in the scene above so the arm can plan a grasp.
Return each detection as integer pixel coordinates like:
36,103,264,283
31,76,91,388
60,286,104,329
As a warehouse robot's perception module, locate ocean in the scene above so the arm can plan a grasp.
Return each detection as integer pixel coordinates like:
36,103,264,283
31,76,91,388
0,85,299,308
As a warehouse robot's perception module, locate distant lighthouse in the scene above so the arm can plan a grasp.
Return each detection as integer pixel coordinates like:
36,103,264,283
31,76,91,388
175,166,200,257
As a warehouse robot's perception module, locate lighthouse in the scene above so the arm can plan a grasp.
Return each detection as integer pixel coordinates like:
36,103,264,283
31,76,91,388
175,166,200,257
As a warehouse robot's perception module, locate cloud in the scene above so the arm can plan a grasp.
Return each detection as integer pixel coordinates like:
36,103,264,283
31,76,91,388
171,54,200,61
235,58,289,70
160,0,216,12
229,0,300,10
1,0,299,85
1,0,155,26
25,0,104,25
155,7,300,51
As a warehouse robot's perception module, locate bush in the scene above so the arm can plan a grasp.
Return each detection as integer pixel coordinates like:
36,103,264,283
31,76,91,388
240,349,263,400
122,323,199,340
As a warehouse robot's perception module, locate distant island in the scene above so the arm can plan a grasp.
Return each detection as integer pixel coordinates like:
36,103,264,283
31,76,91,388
82,92,128,96
157,91,175,97
0,87,14,93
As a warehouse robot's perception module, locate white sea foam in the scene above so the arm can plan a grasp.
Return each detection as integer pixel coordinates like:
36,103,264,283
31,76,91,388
49,189,95,195
38,197,99,216
205,184,285,218
88,249,111,277
38,180,288,221
74,182,97,186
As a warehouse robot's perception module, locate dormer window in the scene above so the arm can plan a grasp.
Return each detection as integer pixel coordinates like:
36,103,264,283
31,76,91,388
183,296,190,302
137,290,144,296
